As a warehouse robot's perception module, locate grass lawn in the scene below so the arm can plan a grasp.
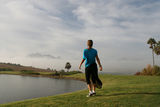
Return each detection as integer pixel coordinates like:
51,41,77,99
0,73,160,107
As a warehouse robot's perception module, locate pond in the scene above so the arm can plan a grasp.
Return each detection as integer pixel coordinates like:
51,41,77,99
0,74,86,104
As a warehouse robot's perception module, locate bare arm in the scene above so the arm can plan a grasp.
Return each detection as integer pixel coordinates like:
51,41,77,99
79,59,85,69
96,55,103,71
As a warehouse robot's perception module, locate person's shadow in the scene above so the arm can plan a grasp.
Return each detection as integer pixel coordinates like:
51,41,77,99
95,92,160,97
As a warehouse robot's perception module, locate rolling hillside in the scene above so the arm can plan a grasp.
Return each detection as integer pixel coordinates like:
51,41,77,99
0,62,53,72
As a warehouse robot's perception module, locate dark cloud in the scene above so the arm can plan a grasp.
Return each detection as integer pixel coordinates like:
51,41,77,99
28,53,61,59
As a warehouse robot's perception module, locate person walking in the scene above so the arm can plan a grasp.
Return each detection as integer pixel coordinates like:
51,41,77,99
79,40,103,97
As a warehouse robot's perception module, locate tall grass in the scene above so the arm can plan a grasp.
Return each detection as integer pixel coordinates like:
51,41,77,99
135,64,160,76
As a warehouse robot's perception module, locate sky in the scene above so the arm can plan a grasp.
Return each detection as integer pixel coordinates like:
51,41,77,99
0,0,160,74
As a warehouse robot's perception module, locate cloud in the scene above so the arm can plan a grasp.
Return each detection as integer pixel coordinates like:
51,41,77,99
28,53,60,59
0,0,160,73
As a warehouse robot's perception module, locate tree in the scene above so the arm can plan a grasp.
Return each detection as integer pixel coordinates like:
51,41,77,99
65,62,71,72
154,41,160,55
147,38,157,66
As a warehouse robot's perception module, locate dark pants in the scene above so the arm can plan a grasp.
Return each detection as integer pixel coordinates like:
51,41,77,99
85,63,99,84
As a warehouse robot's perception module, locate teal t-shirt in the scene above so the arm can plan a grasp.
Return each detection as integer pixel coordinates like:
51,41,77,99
83,48,97,67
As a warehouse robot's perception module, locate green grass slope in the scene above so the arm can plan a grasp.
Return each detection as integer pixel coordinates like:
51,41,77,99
0,73,160,107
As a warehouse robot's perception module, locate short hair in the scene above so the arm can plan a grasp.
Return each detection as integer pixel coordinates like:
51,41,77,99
88,40,93,47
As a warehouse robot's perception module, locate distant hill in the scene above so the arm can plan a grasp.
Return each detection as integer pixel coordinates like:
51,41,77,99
0,62,54,72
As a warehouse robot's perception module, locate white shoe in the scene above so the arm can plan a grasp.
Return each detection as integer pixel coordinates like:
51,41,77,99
86,92,93,97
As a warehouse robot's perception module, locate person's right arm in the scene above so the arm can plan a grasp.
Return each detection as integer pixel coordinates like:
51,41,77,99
79,49,86,70
79,59,85,70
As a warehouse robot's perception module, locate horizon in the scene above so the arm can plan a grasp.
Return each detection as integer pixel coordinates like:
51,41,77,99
0,0,160,74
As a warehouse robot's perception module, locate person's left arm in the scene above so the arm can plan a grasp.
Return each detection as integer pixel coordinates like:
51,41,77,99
96,54,103,71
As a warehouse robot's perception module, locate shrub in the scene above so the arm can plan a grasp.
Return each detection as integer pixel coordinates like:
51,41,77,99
153,65,160,75
141,64,153,75
52,71,82,76
0,68,13,71
21,70,40,75
53,71,60,76
135,64,160,76
60,71,82,75
135,72,141,75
